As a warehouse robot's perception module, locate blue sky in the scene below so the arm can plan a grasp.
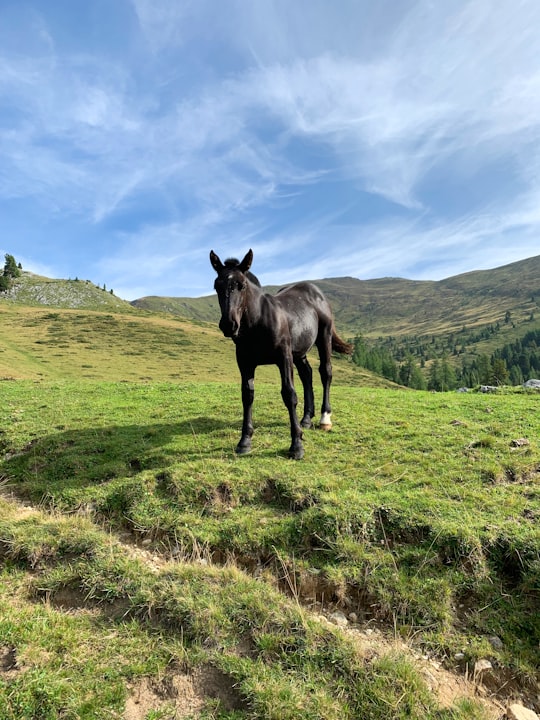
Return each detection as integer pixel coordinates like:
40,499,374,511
1,1,540,300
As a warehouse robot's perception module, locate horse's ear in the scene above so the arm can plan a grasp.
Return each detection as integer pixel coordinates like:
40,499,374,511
210,250,224,273
239,249,253,274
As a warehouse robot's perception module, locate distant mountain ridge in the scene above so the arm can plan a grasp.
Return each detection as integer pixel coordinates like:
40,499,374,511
132,255,540,339
3,257,539,365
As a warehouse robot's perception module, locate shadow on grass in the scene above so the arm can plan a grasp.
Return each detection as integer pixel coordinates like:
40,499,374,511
1,417,235,500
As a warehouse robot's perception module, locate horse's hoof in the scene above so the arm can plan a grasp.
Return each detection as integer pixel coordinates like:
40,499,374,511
288,445,305,460
235,443,252,455
319,412,332,431
300,419,313,429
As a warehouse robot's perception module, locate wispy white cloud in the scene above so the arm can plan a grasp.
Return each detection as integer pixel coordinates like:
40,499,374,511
4,1,537,207
1,0,540,296
131,0,194,52
235,1,540,210
260,202,540,287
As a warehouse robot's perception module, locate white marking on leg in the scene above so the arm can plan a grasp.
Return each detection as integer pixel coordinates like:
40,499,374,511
320,412,332,430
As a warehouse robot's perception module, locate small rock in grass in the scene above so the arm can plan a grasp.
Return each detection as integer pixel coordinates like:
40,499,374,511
506,703,539,720
511,438,530,448
328,611,348,627
488,635,503,651
474,658,492,674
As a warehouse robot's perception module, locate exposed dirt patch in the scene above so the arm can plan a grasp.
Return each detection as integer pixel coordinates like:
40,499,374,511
314,613,506,719
116,532,169,574
201,481,238,518
46,585,131,619
0,646,19,676
124,664,245,720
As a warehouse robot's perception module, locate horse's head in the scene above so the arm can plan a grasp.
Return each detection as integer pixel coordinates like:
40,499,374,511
210,249,257,339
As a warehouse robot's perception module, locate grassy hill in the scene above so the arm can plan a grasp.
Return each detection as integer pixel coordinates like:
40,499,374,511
6,258,540,366
323,254,540,338
0,261,539,718
131,293,219,323
0,299,388,388
3,271,135,312
133,255,540,362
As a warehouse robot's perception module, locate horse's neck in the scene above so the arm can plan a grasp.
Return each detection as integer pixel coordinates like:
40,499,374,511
243,282,265,327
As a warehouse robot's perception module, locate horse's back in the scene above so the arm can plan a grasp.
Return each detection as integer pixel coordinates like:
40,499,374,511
276,280,323,298
275,282,330,311
274,282,332,354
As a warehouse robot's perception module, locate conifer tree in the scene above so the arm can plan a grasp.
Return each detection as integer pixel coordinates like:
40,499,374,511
490,358,509,386
440,355,457,391
3,254,21,279
428,359,441,391
0,253,21,292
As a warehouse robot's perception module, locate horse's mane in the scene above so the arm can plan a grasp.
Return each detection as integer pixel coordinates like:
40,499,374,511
224,257,261,287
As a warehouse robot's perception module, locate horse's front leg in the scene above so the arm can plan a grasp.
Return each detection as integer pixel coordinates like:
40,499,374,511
236,363,255,455
279,354,304,460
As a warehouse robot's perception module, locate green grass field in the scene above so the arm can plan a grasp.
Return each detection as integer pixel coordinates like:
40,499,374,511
0,303,389,388
1,375,539,719
1,284,539,719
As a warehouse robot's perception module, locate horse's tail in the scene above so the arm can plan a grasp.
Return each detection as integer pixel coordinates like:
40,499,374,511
332,329,353,355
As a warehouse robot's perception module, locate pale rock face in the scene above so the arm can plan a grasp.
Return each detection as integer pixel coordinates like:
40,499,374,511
506,703,540,720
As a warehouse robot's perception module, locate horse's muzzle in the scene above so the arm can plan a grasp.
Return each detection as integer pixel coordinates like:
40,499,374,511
219,318,239,339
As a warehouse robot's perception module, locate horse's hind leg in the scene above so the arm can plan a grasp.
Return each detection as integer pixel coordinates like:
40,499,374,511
278,353,304,460
316,327,333,431
294,355,315,429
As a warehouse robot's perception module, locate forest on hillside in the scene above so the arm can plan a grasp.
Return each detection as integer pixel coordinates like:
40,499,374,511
352,329,540,390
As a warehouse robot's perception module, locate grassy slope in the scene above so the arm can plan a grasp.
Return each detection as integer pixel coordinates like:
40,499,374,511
131,294,219,323
0,285,539,718
6,257,540,364
1,378,539,718
0,303,236,383
0,302,389,388
3,272,135,312
133,255,540,356
0,495,479,720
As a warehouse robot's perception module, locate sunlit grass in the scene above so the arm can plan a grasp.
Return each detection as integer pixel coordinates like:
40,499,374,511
2,381,538,678
1,494,489,720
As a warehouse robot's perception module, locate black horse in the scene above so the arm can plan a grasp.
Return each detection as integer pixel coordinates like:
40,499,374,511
210,249,352,459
